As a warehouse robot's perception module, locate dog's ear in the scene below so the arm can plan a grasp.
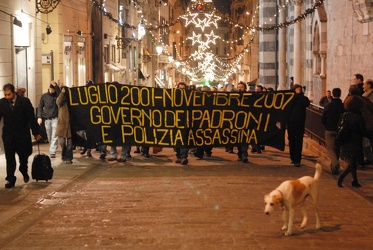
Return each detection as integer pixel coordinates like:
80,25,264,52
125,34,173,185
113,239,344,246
273,195,283,205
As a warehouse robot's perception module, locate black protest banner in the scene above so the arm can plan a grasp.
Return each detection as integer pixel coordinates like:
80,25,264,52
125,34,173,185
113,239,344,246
67,82,294,150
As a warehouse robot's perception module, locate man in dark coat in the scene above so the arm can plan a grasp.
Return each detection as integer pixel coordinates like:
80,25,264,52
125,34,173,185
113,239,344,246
287,84,310,167
0,83,41,188
322,88,345,174
319,90,332,107
352,73,364,96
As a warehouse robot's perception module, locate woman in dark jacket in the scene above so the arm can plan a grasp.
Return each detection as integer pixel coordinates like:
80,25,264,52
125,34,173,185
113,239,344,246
337,95,368,187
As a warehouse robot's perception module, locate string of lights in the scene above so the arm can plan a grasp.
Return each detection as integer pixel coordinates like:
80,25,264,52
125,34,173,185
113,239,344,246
91,0,325,33
90,0,324,82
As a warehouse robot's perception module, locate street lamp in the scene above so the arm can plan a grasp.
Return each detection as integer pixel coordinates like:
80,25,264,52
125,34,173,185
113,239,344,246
138,19,146,40
156,44,163,55
137,19,146,86
155,44,163,86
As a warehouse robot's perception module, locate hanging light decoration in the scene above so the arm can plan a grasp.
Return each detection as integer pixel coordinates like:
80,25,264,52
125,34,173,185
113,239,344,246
138,19,146,40
156,44,163,55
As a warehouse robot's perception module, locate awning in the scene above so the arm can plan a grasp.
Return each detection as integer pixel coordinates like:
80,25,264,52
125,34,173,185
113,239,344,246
155,75,165,88
114,64,126,72
138,69,145,80
106,64,121,71
143,48,152,56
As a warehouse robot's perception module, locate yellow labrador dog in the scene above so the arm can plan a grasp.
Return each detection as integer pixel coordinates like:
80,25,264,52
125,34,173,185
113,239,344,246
264,163,322,236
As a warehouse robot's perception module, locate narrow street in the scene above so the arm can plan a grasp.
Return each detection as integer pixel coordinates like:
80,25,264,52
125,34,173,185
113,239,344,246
0,136,372,249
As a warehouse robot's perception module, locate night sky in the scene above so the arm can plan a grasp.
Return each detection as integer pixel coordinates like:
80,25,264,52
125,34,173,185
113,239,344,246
186,0,232,14
214,0,232,14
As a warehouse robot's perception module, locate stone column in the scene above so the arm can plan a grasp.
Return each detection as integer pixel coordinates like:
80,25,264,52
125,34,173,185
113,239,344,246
320,52,326,78
259,0,277,88
313,53,317,75
291,0,303,85
277,0,287,90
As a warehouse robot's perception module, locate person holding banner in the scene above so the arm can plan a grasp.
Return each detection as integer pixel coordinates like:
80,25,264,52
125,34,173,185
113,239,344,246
174,82,189,165
287,84,310,167
236,81,249,163
251,84,264,154
193,86,213,159
55,86,73,164
108,146,130,162
224,83,239,154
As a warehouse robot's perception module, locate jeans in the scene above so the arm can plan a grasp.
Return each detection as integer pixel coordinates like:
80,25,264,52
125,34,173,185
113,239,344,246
45,118,58,155
59,137,73,161
175,148,188,159
325,130,340,172
109,145,130,159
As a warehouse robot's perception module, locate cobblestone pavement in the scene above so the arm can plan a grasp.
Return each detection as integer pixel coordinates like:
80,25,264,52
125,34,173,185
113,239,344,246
0,135,372,249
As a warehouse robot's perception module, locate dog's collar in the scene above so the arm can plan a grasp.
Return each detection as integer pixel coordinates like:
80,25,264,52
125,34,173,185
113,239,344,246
276,189,283,198
276,189,284,208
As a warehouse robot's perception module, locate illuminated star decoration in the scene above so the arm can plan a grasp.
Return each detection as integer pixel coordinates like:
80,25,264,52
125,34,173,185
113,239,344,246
181,0,243,82
204,13,220,29
187,31,202,46
181,12,198,27
194,16,210,32
204,30,219,45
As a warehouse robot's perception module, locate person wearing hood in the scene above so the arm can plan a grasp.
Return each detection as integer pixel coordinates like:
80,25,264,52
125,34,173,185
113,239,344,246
37,81,61,158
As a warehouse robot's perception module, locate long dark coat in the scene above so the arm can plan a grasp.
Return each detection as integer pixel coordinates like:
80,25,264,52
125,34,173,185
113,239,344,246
339,111,366,159
0,94,40,157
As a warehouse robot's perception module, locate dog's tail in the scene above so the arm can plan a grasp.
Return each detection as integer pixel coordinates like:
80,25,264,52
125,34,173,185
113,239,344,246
314,163,322,180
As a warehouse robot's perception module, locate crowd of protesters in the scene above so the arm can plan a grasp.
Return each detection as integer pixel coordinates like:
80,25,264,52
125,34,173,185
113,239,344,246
2,74,373,189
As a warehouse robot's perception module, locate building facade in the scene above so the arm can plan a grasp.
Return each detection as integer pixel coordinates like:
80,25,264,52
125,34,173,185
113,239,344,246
0,0,372,137
231,0,373,102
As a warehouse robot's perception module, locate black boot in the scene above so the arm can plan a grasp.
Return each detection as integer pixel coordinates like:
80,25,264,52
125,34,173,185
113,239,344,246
337,168,350,188
352,181,361,188
21,171,30,183
351,167,361,187
134,146,141,153
5,176,17,188
80,148,87,155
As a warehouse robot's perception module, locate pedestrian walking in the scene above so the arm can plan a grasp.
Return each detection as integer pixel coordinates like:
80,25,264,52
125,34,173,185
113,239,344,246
0,83,42,188
322,88,345,174
337,95,370,188
287,84,310,167
37,81,61,158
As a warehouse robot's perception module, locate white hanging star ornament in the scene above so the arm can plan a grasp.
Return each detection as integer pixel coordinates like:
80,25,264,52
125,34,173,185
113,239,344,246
187,31,202,46
204,30,220,45
204,13,221,29
195,16,210,32
181,12,199,27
